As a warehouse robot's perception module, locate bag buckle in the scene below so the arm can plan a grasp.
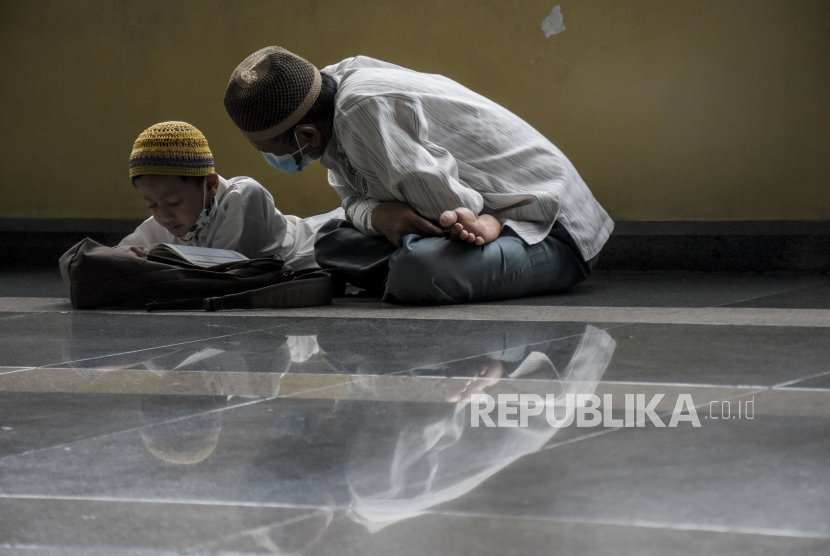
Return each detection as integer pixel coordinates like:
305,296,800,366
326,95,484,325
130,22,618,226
203,297,224,312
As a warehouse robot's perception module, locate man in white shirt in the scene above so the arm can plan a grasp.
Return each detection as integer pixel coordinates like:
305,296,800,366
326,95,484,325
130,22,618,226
223,47,614,303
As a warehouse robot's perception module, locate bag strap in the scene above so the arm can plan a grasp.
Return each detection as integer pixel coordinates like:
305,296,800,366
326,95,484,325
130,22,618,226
145,270,333,312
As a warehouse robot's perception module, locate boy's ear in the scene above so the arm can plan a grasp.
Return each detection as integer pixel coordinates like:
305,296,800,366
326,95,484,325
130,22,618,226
206,173,220,197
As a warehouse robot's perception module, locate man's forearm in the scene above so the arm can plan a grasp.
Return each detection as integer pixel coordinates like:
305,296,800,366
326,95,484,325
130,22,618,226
371,201,444,247
344,197,383,236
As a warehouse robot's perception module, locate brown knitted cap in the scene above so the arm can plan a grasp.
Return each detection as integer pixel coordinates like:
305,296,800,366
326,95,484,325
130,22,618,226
224,46,322,141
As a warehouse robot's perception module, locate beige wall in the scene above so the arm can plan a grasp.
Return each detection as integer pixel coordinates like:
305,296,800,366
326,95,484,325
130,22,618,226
1,0,828,221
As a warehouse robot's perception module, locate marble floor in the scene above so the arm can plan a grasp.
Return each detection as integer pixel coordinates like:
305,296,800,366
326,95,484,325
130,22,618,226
1,268,829,555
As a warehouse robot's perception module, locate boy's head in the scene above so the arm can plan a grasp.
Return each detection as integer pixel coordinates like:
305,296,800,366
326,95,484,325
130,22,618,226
129,121,219,238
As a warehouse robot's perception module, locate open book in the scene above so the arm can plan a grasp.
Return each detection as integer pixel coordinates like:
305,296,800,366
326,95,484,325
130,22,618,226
146,243,248,268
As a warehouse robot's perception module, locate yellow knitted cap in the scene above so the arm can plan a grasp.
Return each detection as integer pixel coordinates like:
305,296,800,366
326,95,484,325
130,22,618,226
224,46,322,141
129,121,215,178
141,427,221,465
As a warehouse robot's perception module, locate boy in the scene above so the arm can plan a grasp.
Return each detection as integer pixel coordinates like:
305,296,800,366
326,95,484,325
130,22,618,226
118,121,343,270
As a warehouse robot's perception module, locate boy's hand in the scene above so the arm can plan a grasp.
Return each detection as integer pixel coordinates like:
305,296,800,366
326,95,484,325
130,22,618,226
371,201,443,247
113,246,148,258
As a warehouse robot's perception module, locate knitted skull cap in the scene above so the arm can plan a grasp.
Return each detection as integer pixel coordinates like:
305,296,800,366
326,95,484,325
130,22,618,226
129,121,215,178
141,427,221,465
224,46,322,141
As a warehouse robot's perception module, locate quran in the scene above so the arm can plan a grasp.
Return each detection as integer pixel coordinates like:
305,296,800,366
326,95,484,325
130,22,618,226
146,244,248,268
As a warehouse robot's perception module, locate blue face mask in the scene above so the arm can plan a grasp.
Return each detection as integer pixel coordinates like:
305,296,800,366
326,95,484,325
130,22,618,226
262,129,317,173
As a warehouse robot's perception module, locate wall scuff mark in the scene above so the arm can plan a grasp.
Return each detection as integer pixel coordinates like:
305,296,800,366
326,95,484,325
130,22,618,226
542,6,566,37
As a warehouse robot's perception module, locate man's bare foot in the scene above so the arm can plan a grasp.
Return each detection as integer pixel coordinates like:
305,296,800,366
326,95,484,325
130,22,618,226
439,207,502,245
438,358,504,403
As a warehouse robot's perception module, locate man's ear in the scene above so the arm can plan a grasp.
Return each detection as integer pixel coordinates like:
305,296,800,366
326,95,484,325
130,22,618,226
206,172,220,198
295,125,323,149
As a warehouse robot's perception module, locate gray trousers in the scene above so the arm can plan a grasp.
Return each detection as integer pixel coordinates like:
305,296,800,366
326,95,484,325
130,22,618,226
314,219,596,305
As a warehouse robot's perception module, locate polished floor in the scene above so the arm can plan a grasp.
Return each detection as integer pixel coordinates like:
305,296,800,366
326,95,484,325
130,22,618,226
1,268,829,555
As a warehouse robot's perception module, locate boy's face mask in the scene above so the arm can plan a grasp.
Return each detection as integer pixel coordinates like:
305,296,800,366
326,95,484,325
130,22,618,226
262,127,318,173
180,177,214,241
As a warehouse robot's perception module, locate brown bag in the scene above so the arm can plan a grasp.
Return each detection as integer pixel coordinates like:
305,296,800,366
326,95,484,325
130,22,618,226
59,238,332,311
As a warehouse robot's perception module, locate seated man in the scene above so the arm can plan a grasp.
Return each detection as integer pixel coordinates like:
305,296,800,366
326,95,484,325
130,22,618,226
223,47,614,303
118,121,343,270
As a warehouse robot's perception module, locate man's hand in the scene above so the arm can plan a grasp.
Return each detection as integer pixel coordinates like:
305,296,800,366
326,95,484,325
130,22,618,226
371,201,444,247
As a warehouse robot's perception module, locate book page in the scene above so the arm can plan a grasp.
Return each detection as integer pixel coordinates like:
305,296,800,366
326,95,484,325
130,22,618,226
150,244,248,268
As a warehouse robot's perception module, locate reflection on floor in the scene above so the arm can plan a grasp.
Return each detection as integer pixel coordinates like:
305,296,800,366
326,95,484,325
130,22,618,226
1,269,829,555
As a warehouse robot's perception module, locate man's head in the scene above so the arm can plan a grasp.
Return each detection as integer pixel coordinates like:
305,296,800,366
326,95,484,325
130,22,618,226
128,121,219,238
224,46,336,168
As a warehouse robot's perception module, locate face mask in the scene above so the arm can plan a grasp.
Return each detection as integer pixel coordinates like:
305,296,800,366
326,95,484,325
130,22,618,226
262,128,317,173
180,177,214,242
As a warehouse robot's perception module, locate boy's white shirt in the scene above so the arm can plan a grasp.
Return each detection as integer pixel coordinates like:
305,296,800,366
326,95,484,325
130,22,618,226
118,175,344,270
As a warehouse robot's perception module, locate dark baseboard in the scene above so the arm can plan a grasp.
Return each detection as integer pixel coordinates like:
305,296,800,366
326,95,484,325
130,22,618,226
610,221,830,236
0,218,145,234
1,219,829,272
0,219,144,268
594,221,830,272
595,234,830,272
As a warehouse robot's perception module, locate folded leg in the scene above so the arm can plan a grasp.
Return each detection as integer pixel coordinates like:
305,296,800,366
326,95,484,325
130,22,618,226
314,219,396,294
385,223,592,304
315,219,594,305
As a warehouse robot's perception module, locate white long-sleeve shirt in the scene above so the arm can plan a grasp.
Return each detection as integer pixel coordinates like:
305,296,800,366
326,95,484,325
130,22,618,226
319,56,614,261
118,175,344,270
